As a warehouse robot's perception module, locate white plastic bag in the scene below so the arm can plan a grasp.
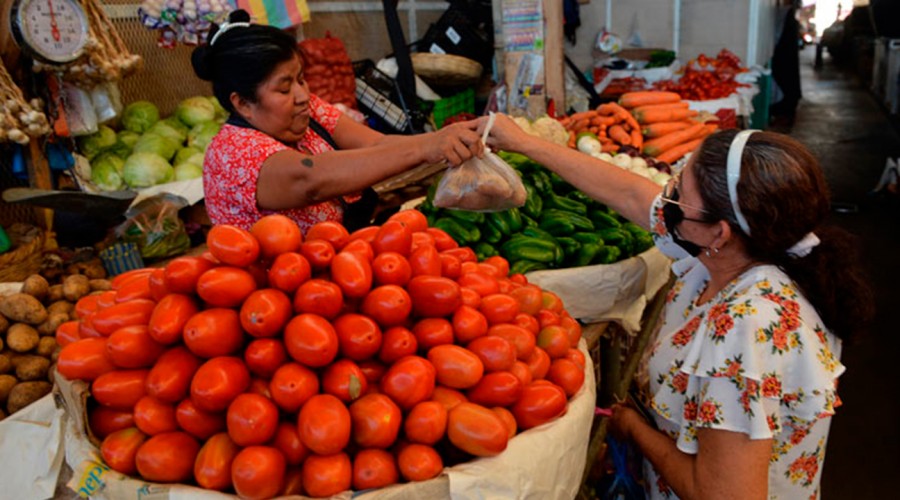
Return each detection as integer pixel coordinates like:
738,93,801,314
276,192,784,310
432,113,527,212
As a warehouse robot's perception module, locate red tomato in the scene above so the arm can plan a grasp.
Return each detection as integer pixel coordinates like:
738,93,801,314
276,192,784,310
92,369,149,410
492,406,518,439
341,238,374,262
371,252,412,286
269,362,319,413
536,325,571,359
466,336,516,372
560,315,583,347
509,284,543,316
175,398,226,440
387,209,429,233
547,358,585,397
331,250,373,298
74,294,102,319
353,448,399,490
302,452,352,498
58,338,116,382
250,214,303,259
348,225,380,244
196,267,257,308
349,393,402,449
380,356,436,410
181,308,243,358
272,421,309,466
101,427,147,475
283,314,339,368
135,432,200,483
268,252,312,293
89,406,134,439
378,326,417,364
511,382,568,429
114,273,152,303
479,294,520,325
358,359,387,385
466,371,522,407
226,393,279,446
541,290,565,312
239,289,292,338
513,312,540,335
412,317,454,350
322,359,368,402
408,244,441,277
447,402,509,456
427,344,484,389
56,320,80,347
281,466,303,496
163,256,215,295
510,360,533,387
78,315,102,339
145,346,202,403
360,285,412,327
458,271,500,298
566,348,587,370
297,394,351,455
190,357,251,412
525,347,551,380
95,290,118,309
231,446,286,500
407,276,461,318
111,269,154,289
147,294,198,345
292,279,343,319
509,273,528,285
459,287,481,308
248,377,272,398
106,325,165,368
536,309,561,328
91,299,156,336
438,253,462,280
397,443,443,481
441,247,475,263
300,239,336,269
243,338,288,378
372,220,412,256
430,386,468,411
488,324,536,361
426,227,458,250
306,220,350,250
409,231,436,253
193,432,240,491
482,256,510,278
333,313,382,361
404,401,448,445
207,224,260,267
133,395,178,435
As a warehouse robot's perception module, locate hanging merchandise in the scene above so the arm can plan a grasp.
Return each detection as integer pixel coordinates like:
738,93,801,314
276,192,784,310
0,59,52,144
139,0,232,47
234,0,310,30
298,33,357,109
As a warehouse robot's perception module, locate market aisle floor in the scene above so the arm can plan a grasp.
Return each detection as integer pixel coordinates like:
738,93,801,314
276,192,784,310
780,47,900,499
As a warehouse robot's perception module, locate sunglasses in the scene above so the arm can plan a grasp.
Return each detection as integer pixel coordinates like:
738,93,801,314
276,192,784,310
660,173,714,224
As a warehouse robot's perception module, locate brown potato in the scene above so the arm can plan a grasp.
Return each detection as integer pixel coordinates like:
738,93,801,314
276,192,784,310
47,285,65,303
83,261,107,279
7,352,26,368
15,356,50,381
7,381,52,414
37,312,69,336
6,324,40,353
51,347,60,363
0,374,14,403
0,314,8,335
21,274,50,301
46,301,74,317
89,279,113,292
36,337,58,358
62,275,91,302
0,354,10,374
0,293,48,325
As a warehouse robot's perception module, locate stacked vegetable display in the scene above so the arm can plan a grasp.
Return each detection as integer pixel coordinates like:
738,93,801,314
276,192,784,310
77,96,226,191
55,211,589,498
417,153,654,274
559,102,644,153
653,49,749,101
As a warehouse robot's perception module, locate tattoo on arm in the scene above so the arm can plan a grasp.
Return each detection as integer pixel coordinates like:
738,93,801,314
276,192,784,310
301,158,314,168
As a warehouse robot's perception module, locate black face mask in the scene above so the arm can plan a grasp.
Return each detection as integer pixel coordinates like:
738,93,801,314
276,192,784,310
662,202,705,257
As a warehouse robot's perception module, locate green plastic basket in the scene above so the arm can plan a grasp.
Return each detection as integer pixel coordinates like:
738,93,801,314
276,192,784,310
432,88,475,129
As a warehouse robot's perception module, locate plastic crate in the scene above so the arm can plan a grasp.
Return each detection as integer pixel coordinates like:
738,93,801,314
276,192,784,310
432,88,475,128
353,60,414,134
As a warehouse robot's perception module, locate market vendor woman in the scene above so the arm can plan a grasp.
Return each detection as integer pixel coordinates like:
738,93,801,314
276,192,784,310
191,10,483,232
484,116,873,499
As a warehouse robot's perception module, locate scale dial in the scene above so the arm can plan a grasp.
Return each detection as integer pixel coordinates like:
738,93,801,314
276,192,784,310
10,0,90,64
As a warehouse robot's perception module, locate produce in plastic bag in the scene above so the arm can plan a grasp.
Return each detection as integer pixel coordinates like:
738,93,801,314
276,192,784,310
116,193,190,259
433,113,527,212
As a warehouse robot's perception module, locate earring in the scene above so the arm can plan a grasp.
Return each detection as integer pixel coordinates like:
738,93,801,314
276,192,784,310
704,247,719,258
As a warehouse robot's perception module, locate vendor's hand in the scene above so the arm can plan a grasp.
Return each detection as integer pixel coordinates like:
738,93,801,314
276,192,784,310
477,113,531,153
608,403,644,443
427,120,484,167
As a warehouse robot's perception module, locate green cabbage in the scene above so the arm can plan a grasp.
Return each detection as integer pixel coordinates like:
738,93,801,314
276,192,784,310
90,153,126,191
77,125,117,160
116,130,140,148
209,96,228,122
174,146,203,166
133,133,179,161
147,118,188,144
105,141,133,159
122,152,173,188
187,121,221,150
121,101,160,133
173,162,203,181
176,96,216,127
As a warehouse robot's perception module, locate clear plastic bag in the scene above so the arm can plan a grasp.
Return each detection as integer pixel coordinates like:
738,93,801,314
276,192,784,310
432,113,527,212
115,193,191,260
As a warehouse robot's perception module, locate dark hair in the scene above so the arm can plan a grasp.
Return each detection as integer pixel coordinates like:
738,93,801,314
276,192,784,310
191,10,299,113
692,129,874,341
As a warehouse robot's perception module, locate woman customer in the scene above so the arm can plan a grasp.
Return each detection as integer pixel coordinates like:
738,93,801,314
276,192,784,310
192,10,483,232
483,116,873,499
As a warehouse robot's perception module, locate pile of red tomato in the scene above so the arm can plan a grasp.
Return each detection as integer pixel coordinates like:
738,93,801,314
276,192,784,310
55,210,588,499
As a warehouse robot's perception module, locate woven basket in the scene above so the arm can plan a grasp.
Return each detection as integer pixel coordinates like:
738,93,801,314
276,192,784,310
0,224,45,283
411,53,483,87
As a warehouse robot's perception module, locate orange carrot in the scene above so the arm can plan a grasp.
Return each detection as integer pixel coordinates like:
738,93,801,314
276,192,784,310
635,107,698,125
630,128,643,150
568,118,590,132
641,121,694,138
607,125,631,145
656,138,704,164
567,131,576,149
591,115,616,126
568,110,598,122
618,91,682,109
588,125,600,135
596,103,618,116
601,143,620,153
631,102,689,121
642,123,706,157
606,102,641,131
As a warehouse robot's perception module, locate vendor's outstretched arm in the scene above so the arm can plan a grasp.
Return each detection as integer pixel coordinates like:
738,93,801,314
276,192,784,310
483,114,661,230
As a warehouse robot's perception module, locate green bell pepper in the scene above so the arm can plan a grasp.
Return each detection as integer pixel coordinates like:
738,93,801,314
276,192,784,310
446,209,485,225
549,172,573,195
509,259,549,275
486,211,512,236
434,217,481,245
572,232,604,246
592,245,622,264
520,213,538,228
530,170,553,194
555,236,581,260
539,209,595,236
523,183,543,218
572,241,601,267
588,209,623,229
500,235,560,265
474,242,499,260
596,228,633,257
480,219,505,244
522,226,557,242
545,193,587,215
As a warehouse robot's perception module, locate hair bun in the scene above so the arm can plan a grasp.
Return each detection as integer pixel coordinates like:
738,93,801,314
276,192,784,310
229,9,251,23
191,45,213,81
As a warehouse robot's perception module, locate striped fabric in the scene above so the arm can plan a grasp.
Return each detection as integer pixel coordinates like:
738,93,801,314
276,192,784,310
232,0,310,29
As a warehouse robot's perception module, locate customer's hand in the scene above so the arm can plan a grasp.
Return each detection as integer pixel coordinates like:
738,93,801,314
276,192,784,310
478,113,532,153
609,403,644,442
426,120,484,167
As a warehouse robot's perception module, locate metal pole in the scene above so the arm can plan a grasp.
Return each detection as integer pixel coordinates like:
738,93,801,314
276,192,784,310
605,0,612,32
673,0,681,55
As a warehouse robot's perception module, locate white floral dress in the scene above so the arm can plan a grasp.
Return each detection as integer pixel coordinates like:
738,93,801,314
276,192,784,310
641,194,844,499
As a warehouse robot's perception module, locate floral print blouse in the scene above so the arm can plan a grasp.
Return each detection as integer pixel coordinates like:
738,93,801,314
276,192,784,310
641,194,844,499
203,94,345,232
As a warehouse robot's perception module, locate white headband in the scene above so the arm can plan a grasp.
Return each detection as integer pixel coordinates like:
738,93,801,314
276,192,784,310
209,21,251,46
725,129,758,235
